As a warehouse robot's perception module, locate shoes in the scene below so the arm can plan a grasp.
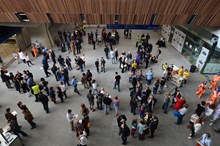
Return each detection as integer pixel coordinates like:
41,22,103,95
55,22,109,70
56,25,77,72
189,134,192,136
210,119,214,122
31,126,36,129
188,136,192,139
122,142,126,145
209,123,213,126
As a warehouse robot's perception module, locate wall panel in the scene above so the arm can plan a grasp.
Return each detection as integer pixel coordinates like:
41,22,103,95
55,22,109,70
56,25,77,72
0,0,219,26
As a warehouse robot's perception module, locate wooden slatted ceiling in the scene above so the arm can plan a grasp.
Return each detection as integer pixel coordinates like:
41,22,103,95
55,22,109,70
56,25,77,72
0,0,220,26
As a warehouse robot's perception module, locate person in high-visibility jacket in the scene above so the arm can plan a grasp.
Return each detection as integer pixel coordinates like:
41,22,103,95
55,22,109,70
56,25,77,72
31,84,41,102
210,72,220,90
178,66,184,76
196,81,207,98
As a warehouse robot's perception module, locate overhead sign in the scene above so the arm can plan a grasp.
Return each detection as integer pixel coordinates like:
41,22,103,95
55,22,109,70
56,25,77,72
107,24,159,30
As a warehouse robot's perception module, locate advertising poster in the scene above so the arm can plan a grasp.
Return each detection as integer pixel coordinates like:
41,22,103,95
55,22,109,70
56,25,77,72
196,47,209,71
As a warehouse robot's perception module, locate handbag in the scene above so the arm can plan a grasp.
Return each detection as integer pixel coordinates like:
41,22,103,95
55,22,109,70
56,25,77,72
87,121,91,128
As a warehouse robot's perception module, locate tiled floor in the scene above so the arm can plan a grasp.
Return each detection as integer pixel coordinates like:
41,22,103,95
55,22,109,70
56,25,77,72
0,27,219,146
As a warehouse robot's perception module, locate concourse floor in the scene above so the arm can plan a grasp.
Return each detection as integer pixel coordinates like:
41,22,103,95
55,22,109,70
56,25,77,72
0,28,219,146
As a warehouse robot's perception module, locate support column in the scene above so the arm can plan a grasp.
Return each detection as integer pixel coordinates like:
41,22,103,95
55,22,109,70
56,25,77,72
27,24,54,49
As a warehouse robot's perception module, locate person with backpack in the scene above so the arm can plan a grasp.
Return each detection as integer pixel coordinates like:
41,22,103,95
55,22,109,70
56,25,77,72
121,121,130,145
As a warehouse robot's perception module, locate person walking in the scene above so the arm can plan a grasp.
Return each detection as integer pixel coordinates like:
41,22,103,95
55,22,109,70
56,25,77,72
153,79,160,94
25,53,34,67
95,58,100,74
71,76,81,95
120,121,130,145
22,108,36,129
87,90,95,111
8,119,28,139
39,92,50,113
113,96,120,116
162,93,171,114
92,80,98,95
59,81,68,98
57,86,64,103
42,56,51,77
100,57,106,73
113,72,121,92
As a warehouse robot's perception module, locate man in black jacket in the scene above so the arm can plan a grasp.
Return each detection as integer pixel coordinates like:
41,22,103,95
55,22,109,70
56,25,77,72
148,115,159,138
39,92,49,113
9,119,28,139
117,115,127,135
103,94,112,115
1,71,13,88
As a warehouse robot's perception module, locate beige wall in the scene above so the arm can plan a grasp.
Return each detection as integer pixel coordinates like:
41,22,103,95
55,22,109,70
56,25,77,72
27,24,54,49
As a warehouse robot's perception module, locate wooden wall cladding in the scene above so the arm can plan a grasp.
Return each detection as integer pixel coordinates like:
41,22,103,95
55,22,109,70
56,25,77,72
0,0,220,26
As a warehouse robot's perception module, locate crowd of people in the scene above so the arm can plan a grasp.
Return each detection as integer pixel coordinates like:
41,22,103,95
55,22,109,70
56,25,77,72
1,27,219,146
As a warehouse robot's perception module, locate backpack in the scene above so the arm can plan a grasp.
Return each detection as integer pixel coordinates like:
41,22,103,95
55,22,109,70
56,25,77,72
124,125,130,137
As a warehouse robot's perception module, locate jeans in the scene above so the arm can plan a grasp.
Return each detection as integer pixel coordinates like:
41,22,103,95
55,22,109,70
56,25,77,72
146,79,152,85
74,86,80,95
162,102,169,113
177,114,184,124
111,57,115,64
114,81,120,92
105,105,111,114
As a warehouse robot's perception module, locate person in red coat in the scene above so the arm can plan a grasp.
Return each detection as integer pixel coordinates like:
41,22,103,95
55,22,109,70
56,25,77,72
174,96,186,111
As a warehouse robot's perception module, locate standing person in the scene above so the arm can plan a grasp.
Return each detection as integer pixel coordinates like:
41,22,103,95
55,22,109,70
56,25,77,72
131,119,138,138
196,133,211,146
66,56,73,71
174,96,186,111
103,94,112,115
113,72,121,92
49,49,56,65
153,79,160,94
20,80,31,97
39,92,50,113
58,55,65,69
183,69,190,85
77,57,84,72
104,45,110,59
25,53,34,67
146,68,154,85
110,49,115,64
59,81,68,98
1,71,13,89
66,40,71,53
31,84,41,102
178,66,184,76
188,113,199,139
175,104,189,125
117,115,127,135
49,87,57,104
95,58,100,74
81,54,86,67
81,73,89,89
92,39,96,50
130,96,137,115
8,119,28,139
22,108,36,129
113,96,120,116
66,109,77,131
51,64,59,81
115,48,119,62
18,49,26,63
42,56,51,77
121,121,130,145
137,120,146,140
71,76,81,95
87,90,95,111
162,93,171,114
92,80,98,95
188,119,202,139
148,115,159,138
40,78,49,95
158,77,166,94
86,70,93,87
57,86,64,103
100,57,106,73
